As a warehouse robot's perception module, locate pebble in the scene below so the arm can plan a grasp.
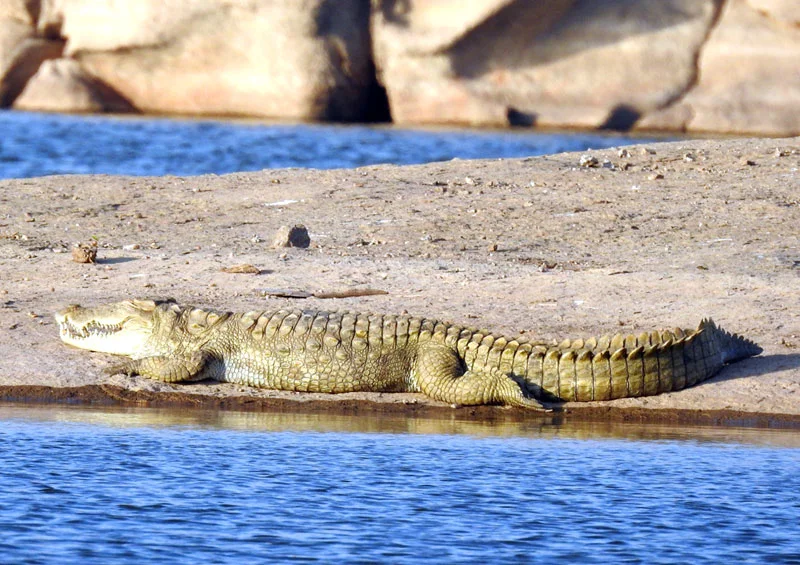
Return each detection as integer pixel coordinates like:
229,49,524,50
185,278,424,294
72,241,97,263
221,264,261,274
579,155,599,168
272,225,310,248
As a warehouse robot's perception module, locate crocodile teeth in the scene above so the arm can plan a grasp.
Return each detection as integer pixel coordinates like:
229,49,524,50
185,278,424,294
59,320,123,339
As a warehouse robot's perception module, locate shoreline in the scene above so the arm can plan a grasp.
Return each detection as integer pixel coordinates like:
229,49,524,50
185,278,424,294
1,385,800,430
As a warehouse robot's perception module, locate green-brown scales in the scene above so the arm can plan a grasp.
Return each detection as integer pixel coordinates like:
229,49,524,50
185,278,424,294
56,299,762,409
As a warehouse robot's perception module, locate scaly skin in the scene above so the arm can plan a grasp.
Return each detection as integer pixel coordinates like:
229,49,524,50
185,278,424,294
55,299,762,409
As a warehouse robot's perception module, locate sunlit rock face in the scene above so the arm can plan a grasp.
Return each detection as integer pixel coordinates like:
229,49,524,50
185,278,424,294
3,0,378,120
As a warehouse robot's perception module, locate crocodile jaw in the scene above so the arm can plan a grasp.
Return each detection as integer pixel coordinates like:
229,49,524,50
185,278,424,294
55,300,158,355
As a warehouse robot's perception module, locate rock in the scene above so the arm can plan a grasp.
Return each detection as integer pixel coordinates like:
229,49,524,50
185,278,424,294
13,58,134,112
71,241,97,264
372,0,718,129
649,0,800,136
43,0,377,120
1,0,797,135
221,264,261,275
272,225,311,249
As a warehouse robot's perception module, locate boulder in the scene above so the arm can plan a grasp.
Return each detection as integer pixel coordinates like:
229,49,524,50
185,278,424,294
40,0,377,120
372,0,720,129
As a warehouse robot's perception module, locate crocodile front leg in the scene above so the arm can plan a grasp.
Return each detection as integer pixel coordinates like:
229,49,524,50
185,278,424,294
414,343,546,410
106,350,212,383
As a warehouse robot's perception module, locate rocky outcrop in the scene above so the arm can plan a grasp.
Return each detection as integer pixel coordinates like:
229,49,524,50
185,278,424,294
0,0,797,135
372,0,800,135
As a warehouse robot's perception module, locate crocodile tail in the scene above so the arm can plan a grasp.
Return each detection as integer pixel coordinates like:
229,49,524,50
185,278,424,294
521,319,762,402
701,318,762,363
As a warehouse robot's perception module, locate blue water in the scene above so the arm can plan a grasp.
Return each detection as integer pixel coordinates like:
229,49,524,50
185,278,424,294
0,110,647,178
0,406,798,564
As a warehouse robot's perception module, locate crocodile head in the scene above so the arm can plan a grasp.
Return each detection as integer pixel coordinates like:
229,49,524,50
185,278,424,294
55,299,180,357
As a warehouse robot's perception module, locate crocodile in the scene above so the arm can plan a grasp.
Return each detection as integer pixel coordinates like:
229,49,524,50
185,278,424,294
55,299,762,409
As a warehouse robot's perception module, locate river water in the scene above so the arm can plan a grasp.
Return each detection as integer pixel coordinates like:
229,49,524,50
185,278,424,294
0,110,646,178
1,111,798,563
0,405,798,564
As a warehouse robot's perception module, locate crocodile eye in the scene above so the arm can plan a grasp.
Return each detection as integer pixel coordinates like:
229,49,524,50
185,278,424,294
132,299,157,311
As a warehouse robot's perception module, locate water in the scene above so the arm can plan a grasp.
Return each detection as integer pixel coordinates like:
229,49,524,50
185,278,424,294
0,110,649,179
1,405,798,564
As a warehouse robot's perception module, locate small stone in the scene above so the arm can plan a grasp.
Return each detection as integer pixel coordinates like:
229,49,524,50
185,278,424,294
742,159,756,166
464,176,476,185
683,153,696,162
221,264,261,274
617,148,631,158
122,243,141,251
72,241,98,263
488,243,498,252
24,213,35,222
648,173,664,180
639,147,656,155
579,154,599,168
272,224,310,248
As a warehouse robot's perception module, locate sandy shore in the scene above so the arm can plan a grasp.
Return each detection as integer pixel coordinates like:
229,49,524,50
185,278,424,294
1,136,798,427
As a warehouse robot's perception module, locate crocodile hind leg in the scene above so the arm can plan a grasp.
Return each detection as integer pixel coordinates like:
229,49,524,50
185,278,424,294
105,351,212,383
414,343,546,410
